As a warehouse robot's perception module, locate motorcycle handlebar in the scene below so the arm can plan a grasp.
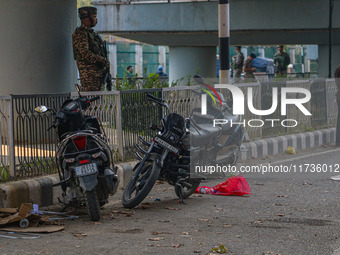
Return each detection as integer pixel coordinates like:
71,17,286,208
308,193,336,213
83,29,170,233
147,93,162,102
89,96,100,102
47,119,60,130
53,119,60,128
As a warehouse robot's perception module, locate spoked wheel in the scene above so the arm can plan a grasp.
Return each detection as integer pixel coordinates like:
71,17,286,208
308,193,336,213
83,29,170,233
122,161,161,209
175,179,201,199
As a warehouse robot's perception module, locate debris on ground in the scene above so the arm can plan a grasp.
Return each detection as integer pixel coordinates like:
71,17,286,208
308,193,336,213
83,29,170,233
0,231,40,239
0,203,77,234
210,243,228,254
111,210,135,216
148,237,164,241
1,226,65,233
73,233,88,237
164,206,181,211
285,146,296,155
195,176,251,196
0,203,32,227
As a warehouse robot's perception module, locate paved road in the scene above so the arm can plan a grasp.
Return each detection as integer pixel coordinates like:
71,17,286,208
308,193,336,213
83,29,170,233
1,146,340,255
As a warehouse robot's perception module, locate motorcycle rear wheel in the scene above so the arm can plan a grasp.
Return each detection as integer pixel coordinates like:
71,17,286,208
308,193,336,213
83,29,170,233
122,161,161,209
85,189,101,221
174,179,201,199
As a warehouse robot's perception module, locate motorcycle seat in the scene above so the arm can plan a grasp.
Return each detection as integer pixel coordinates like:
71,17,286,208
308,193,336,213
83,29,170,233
218,112,240,135
190,123,221,147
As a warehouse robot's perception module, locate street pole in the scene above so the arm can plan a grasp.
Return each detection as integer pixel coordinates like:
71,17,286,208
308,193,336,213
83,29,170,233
328,0,334,78
218,0,230,84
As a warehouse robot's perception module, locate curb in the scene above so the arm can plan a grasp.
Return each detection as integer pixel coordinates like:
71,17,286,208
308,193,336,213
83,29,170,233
0,175,62,208
238,128,336,160
0,128,336,208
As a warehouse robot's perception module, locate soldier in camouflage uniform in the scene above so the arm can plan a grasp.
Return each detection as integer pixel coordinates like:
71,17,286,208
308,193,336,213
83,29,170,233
231,46,244,83
72,7,110,91
243,53,257,82
274,45,290,78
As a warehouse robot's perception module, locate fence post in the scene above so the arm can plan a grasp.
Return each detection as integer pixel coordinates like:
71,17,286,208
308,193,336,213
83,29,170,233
325,79,331,126
8,95,15,178
116,92,124,161
258,81,262,139
160,88,164,120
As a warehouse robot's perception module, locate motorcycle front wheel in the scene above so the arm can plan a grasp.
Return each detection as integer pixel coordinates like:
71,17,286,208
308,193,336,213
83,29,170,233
85,189,101,221
122,160,161,209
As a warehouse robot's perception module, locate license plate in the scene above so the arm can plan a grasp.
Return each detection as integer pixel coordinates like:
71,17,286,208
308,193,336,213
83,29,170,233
75,163,98,177
154,137,179,154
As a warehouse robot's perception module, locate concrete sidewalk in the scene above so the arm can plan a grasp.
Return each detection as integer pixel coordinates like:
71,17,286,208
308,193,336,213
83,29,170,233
0,128,336,208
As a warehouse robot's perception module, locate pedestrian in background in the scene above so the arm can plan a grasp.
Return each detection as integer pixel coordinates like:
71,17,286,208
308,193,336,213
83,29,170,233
156,66,168,77
335,65,340,147
72,7,110,91
231,46,244,83
126,65,134,85
274,45,290,78
243,53,257,82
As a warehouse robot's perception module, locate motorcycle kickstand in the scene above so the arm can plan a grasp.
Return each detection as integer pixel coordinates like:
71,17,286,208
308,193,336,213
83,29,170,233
58,197,68,212
175,183,186,205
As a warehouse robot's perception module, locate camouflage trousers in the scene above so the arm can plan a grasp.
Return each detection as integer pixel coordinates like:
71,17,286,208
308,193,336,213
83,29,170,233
78,65,105,91
233,69,242,84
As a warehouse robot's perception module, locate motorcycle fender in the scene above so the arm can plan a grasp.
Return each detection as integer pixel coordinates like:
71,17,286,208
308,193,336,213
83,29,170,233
104,168,119,195
147,153,162,167
77,174,98,191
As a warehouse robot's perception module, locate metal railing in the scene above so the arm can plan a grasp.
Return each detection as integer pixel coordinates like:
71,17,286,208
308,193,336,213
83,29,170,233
0,79,337,181
120,89,162,158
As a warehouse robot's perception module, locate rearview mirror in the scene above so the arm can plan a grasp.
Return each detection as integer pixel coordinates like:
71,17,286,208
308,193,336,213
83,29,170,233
75,84,81,92
35,105,49,113
75,84,82,97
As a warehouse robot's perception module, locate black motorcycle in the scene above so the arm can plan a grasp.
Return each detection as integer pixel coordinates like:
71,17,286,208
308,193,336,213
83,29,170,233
35,85,118,221
122,85,244,208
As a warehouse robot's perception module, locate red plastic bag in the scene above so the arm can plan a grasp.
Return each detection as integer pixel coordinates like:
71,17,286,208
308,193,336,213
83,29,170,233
195,175,251,196
213,175,251,196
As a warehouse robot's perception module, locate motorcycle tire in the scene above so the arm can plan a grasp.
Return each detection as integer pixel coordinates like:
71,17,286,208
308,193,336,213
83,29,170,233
85,189,101,221
122,160,161,209
174,179,201,199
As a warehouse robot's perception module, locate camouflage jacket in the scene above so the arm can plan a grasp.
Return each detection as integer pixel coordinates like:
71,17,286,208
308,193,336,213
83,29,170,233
231,52,244,70
274,52,290,72
72,26,109,69
243,59,255,78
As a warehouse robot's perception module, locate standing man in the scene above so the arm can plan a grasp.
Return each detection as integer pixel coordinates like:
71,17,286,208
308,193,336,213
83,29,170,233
243,53,257,82
72,7,110,91
156,66,168,77
274,45,290,77
231,46,244,83
335,65,340,147
126,65,134,85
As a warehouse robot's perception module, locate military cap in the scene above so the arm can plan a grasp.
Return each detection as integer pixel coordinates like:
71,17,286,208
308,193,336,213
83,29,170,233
78,6,97,19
